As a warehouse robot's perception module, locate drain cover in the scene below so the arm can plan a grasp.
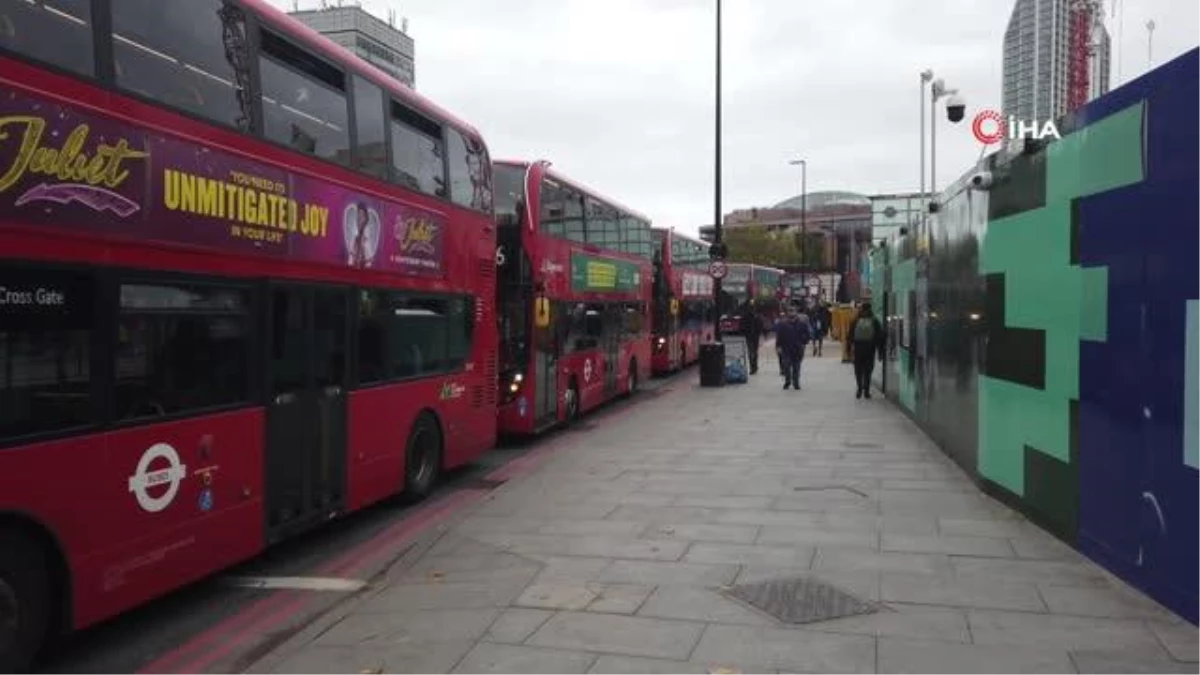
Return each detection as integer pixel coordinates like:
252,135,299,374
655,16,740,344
723,575,879,624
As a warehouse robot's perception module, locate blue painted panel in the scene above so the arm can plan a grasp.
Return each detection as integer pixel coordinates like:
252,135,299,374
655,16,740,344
1186,301,1198,470
1137,56,1199,622
1078,48,1199,623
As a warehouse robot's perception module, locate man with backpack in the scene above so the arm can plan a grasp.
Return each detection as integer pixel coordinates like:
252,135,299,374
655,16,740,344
850,302,886,399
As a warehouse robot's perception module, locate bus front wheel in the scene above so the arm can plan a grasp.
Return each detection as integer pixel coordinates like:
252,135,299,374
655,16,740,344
0,531,51,673
402,412,443,503
626,360,639,397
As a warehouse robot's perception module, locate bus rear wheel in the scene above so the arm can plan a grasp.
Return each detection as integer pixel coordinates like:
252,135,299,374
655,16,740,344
0,531,51,673
626,361,639,397
403,413,442,503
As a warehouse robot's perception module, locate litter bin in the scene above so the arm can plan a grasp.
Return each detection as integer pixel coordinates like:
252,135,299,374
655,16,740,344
699,341,726,387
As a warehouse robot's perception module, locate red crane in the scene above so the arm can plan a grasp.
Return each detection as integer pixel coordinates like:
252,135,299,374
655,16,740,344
1068,0,1102,112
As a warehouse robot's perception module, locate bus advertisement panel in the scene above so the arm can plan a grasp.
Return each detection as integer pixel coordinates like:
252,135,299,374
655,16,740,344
495,160,653,435
651,228,714,374
0,0,495,667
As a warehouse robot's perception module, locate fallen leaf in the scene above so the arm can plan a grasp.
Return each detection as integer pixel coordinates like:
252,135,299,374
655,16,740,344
709,668,740,674
359,667,383,674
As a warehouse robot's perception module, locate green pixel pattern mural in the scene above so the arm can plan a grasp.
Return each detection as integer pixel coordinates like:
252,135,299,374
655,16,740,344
978,102,1145,497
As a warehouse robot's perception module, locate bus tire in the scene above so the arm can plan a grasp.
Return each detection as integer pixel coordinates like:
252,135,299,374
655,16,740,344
679,345,686,371
626,360,639,397
0,530,52,674
402,412,442,503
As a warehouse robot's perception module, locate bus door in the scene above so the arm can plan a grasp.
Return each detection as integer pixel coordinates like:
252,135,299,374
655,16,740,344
533,302,559,426
603,304,621,398
264,283,349,543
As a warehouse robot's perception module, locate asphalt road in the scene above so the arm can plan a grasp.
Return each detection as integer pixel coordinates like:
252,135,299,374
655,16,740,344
34,370,683,675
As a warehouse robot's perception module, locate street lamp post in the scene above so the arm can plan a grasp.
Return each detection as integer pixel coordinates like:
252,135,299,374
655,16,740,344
929,78,960,201
788,159,806,303
712,0,724,342
919,69,933,215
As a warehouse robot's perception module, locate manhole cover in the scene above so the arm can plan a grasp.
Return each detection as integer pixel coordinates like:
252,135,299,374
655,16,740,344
723,575,879,624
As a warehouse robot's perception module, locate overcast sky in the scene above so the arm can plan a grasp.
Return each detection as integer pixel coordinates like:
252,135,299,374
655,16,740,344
276,0,1197,237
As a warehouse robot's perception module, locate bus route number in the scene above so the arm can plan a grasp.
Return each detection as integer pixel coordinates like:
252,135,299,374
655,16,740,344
496,245,507,267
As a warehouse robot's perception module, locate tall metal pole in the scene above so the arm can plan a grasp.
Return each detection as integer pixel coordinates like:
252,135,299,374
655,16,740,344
920,70,932,217
712,0,723,342
800,161,807,301
930,90,937,201
789,158,806,304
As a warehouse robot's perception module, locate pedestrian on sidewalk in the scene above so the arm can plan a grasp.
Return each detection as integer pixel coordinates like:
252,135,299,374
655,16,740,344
812,301,832,356
739,300,762,375
775,303,811,390
850,302,886,399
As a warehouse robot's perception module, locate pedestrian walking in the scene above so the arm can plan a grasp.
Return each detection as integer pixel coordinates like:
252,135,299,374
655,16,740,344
812,302,831,356
739,301,762,375
850,302,886,399
774,303,811,390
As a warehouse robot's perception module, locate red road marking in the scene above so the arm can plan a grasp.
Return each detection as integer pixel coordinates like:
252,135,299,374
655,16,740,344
140,380,684,673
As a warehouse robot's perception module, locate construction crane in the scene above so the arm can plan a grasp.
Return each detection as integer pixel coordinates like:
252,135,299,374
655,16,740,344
1067,0,1103,112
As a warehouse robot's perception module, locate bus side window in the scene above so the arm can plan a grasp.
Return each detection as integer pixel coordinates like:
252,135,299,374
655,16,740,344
390,101,446,198
112,0,253,131
115,281,251,421
0,268,94,442
0,0,93,77
258,28,350,163
447,129,491,212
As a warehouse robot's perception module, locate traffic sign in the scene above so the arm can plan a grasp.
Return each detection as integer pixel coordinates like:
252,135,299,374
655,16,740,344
709,260,727,279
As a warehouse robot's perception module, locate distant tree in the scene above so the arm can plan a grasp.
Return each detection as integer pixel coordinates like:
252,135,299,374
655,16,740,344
725,226,802,266
793,231,826,269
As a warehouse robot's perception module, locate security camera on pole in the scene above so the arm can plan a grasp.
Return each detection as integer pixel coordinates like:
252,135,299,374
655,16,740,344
928,77,966,215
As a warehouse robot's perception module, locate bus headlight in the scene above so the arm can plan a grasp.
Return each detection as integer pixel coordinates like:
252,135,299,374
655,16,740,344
654,336,666,351
503,370,525,400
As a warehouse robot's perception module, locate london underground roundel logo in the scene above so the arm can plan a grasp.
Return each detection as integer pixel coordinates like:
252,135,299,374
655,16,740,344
972,109,1006,145
128,442,188,513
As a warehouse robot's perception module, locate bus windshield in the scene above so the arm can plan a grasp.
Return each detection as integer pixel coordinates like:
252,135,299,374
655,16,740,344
494,164,526,229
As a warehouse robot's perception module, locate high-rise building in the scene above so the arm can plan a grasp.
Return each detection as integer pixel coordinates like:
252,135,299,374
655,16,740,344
1002,0,1111,121
290,3,415,88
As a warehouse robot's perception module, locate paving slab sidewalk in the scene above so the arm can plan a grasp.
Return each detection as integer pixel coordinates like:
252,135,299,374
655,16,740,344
246,353,1197,674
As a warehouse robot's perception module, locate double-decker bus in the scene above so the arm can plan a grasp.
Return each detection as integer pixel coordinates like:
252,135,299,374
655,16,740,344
494,160,653,434
718,263,785,334
650,228,714,374
0,0,496,668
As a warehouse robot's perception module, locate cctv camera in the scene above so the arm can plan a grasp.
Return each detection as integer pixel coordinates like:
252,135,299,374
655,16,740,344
945,94,966,123
969,170,994,190
928,200,941,214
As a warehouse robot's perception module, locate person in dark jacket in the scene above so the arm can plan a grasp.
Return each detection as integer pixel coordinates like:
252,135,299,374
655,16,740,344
850,302,886,399
739,301,763,375
812,302,832,356
774,303,810,390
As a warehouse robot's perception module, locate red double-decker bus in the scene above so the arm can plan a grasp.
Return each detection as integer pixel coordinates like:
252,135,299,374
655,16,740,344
494,160,653,434
0,0,496,668
651,228,714,374
718,263,785,334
